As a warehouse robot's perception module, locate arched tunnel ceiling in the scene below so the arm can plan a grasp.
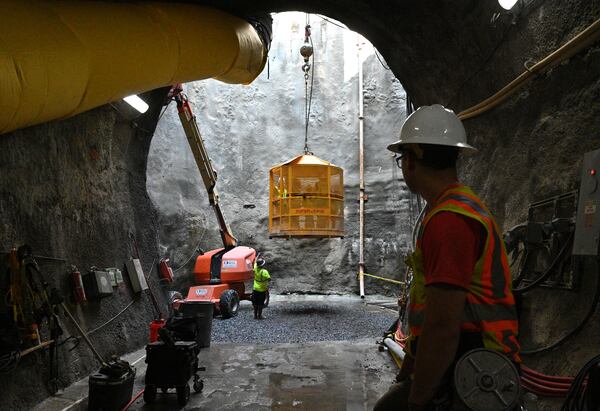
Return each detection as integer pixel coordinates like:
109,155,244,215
178,0,540,110
178,0,589,110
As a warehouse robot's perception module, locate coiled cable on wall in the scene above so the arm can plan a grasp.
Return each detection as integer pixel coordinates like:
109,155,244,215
512,231,574,294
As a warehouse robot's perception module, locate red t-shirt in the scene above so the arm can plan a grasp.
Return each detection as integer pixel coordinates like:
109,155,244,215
422,211,485,290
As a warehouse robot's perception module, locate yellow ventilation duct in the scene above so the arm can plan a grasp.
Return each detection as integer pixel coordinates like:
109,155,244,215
0,1,267,134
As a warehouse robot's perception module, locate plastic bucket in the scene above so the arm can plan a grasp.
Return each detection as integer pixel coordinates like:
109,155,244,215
88,366,135,411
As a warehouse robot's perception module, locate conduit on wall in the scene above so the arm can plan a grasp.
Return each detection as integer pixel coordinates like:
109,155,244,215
0,1,268,135
458,17,600,121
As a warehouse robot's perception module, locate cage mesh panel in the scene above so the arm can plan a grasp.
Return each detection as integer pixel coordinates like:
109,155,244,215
269,157,344,237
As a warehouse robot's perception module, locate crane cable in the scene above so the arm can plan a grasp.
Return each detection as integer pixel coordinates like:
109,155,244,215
300,13,315,154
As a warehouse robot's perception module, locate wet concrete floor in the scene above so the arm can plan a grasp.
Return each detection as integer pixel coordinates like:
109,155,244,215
128,338,396,411
126,296,398,410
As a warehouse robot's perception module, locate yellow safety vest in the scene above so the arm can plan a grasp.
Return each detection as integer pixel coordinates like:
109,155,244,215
253,263,270,292
405,185,520,363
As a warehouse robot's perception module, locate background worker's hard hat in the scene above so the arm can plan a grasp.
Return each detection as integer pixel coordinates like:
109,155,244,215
257,257,266,267
387,104,477,153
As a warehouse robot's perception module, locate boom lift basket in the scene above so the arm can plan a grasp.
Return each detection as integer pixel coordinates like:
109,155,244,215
269,154,344,238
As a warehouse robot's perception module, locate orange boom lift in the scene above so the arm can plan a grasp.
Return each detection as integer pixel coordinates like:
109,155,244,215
171,85,256,318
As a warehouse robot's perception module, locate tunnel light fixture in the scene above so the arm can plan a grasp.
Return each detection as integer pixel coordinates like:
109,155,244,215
122,95,149,114
498,0,519,9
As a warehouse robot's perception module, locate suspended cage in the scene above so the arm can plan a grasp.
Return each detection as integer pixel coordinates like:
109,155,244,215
269,154,344,238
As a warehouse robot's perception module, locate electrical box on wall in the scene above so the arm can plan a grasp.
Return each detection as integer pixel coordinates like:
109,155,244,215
574,148,600,256
125,258,148,293
105,267,124,286
83,270,114,299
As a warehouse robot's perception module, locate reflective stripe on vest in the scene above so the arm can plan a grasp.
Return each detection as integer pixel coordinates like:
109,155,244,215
406,185,520,362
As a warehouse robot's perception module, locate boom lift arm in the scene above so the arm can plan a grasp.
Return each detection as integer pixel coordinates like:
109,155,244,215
170,85,238,248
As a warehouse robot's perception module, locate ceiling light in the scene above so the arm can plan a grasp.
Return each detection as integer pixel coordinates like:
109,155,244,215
498,0,519,10
122,95,149,114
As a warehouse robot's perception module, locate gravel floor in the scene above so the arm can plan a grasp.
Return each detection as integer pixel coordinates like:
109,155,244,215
210,294,398,344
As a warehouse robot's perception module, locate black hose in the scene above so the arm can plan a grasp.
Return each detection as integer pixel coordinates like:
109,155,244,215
560,353,600,411
521,257,600,355
513,231,574,294
511,249,528,288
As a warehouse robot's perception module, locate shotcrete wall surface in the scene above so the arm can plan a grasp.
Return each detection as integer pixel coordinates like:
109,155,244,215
0,90,168,410
147,13,411,296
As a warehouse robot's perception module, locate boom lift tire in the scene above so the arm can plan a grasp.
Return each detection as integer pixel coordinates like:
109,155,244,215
219,289,239,318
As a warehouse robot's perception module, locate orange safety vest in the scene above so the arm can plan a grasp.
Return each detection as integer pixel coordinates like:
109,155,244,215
405,185,521,363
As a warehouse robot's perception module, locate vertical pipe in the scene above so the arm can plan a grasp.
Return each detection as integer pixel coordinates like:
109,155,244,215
358,35,366,298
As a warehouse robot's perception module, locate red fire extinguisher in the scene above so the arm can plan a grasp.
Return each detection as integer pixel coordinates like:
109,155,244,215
71,265,87,303
158,257,174,283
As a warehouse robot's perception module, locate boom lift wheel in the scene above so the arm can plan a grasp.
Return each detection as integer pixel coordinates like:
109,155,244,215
219,289,239,318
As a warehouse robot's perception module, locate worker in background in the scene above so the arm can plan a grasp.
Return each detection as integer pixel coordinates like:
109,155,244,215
252,255,270,320
375,105,520,411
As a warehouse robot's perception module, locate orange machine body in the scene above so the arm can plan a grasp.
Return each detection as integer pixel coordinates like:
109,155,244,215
185,246,256,314
185,283,246,304
193,246,255,284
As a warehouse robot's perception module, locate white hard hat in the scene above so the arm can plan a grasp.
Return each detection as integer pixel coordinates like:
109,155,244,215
387,104,477,153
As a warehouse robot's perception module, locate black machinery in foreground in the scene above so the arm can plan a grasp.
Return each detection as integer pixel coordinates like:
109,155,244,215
143,300,213,406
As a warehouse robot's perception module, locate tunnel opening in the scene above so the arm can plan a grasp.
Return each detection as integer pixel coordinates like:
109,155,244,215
146,12,412,299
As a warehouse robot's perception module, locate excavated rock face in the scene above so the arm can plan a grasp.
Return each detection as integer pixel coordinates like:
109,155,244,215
148,14,411,296
0,0,599,408
0,89,169,409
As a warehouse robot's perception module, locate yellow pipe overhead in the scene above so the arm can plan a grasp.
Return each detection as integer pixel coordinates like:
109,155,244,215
0,1,267,135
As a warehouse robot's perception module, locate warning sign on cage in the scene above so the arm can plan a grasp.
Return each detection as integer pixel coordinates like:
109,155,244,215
292,208,327,215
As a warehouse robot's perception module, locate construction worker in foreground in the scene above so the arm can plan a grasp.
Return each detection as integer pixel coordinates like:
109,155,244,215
252,255,270,320
375,105,520,411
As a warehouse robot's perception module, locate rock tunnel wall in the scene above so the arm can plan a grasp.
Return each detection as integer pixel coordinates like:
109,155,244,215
147,13,412,297
442,1,600,380
0,89,169,410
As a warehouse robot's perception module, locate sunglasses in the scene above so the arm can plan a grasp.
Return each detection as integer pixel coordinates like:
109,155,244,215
394,151,408,168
